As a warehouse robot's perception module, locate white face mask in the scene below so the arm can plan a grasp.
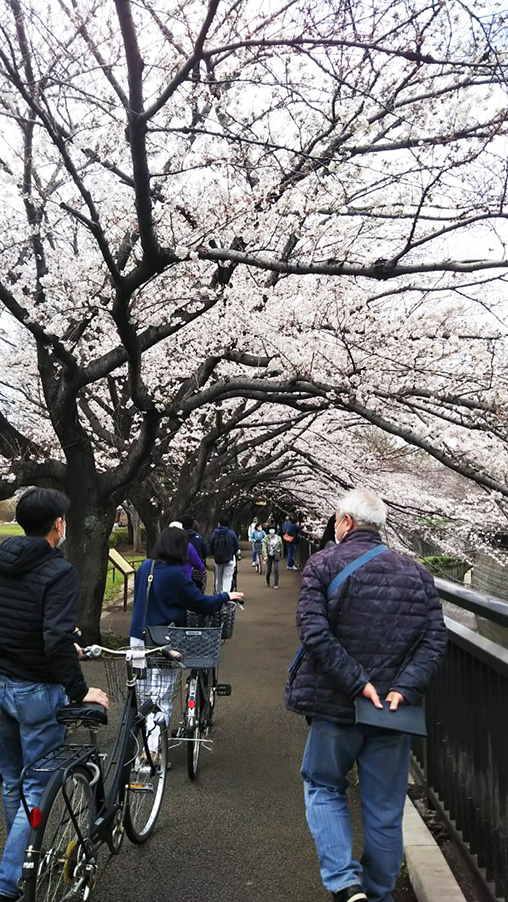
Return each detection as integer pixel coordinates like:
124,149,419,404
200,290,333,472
335,517,347,544
269,529,275,535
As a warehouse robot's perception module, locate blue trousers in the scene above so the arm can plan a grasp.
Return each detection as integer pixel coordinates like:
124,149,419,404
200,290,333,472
0,676,66,898
301,718,410,902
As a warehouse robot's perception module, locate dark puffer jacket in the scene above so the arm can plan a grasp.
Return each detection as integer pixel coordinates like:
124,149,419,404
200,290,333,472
284,529,447,724
0,535,88,701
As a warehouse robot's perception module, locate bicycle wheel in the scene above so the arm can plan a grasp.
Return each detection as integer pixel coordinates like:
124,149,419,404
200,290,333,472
186,678,207,781
124,714,168,843
23,766,95,902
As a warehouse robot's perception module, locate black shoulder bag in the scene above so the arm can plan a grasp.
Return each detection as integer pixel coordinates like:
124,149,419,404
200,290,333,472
142,560,173,647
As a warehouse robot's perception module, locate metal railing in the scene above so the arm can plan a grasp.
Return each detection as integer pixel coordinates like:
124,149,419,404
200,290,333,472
412,581,508,902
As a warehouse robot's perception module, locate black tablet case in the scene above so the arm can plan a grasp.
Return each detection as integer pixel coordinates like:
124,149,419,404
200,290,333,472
354,697,427,737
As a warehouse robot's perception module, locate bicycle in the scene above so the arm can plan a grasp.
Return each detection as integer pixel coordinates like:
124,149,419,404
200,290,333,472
171,600,241,780
20,644,183,902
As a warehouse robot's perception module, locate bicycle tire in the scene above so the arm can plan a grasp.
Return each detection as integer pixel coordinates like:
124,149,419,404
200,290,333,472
186,677,207,780
23,765,95,902
124,715,168,843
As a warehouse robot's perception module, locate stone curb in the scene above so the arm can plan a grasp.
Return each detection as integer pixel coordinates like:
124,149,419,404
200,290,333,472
403,797,467,902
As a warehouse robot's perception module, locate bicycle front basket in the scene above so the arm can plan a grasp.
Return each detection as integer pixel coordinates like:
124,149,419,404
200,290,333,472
104,657,128,704
136,655,183,713
163,627,222,669
185,604,236,638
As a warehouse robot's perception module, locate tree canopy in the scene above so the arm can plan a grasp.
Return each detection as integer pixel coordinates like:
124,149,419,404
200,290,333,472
0,0,507,635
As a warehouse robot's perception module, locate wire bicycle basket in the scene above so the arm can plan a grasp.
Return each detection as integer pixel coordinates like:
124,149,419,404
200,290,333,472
104,655,183,708
162,627,223,669
185,602,236,640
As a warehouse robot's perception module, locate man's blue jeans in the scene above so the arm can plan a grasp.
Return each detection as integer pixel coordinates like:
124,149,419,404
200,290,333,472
287,542,296,568
301,717,410,902
0,676,66,898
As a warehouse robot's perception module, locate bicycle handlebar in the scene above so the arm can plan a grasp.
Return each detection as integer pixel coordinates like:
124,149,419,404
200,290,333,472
82,644,184,664
228,600,244,611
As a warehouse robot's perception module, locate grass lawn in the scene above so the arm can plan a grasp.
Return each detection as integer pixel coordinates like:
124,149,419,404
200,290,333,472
0,523,23,538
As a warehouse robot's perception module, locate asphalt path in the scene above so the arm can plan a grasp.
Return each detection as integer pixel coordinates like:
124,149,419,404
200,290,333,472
0,553,416,902
95,558,330,902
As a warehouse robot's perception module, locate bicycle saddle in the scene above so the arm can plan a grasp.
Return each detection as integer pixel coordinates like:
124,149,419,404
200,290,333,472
56,702,108,726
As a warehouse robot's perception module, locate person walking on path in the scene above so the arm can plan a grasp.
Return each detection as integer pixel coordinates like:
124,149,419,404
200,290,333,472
262,527,283,589
181,514,208,565
285,488,447,902
130,526,243,752
209,514,240,592
280,516,291,559
0,488,108,902
248,519,257,566
319,513,337,550
251,522,266,574
170,518,206,589
284,517,302,570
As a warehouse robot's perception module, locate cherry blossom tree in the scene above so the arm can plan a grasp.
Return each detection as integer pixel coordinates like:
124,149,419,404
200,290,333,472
0,0,507,637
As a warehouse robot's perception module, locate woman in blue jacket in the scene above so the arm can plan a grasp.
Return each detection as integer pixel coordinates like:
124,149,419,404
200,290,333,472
130,526,243,637
130,526,243,757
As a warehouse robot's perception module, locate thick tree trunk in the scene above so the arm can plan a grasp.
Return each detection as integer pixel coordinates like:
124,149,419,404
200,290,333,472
126,508,134,545
122,501,143,553
131,509,143,553
65,497,116,644
127,485,163,557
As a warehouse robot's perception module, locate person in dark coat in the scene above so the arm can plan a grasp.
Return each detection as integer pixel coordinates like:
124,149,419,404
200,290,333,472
209,514,239,592
181,513,208,590
285,488,447,902
285,517,303,570
318,513,337,550
181,513,208,564
0,488,108,902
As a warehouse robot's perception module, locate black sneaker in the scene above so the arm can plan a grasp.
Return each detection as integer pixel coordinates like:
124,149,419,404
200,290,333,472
333,886,367,902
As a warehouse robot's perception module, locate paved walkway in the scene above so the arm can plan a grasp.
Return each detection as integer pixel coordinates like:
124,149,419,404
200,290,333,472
96,553,417,902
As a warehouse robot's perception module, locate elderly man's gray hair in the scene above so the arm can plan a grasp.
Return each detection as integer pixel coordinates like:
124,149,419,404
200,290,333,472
337,489,386,529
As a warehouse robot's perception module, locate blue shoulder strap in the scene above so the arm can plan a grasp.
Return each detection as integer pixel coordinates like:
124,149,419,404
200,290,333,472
326,544,389,599
288,544,389,672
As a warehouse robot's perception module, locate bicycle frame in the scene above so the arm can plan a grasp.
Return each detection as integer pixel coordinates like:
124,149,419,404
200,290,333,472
21,652,164,877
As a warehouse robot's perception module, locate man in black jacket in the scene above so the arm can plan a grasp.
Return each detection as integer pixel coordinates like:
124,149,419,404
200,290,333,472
285,489,447,902
0,488,108,902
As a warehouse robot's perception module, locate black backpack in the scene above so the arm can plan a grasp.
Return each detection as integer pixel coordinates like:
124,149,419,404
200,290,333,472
213,530,232,564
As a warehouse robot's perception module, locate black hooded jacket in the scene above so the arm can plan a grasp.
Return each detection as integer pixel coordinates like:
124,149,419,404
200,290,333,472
0,535,88,701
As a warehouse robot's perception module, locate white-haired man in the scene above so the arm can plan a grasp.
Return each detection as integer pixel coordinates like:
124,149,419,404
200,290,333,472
285,488,447,902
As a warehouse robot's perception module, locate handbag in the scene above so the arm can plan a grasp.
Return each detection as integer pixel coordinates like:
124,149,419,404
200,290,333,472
283,533,295,543
144,624,174,646
142,560,172,648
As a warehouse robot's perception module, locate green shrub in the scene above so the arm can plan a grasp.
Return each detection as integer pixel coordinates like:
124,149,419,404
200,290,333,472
108,527,129,548
108,526,146,548
418,554,468,579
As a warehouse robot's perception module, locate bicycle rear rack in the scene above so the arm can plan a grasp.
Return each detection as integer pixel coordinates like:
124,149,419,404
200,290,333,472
20,744,99,819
